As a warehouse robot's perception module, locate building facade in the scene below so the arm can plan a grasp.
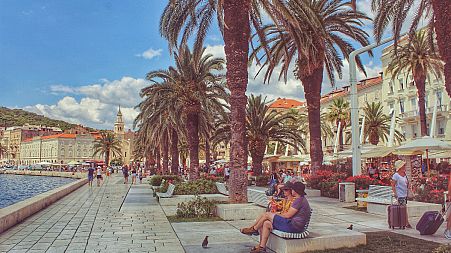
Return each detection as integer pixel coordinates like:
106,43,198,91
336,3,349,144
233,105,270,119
381,43,450,142
113,107,135,165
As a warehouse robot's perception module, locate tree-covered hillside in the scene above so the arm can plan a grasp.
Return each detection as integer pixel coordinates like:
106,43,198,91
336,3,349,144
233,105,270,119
0,107,78,130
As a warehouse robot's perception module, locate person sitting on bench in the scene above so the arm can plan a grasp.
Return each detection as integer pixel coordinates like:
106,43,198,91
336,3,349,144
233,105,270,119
240,181,311,253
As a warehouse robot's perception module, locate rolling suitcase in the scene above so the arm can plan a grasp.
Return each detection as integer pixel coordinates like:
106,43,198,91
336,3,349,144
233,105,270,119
387,204,408,229
416,211,444,235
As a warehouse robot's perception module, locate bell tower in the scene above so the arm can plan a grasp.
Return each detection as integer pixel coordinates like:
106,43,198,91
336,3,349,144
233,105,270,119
114,105,125,140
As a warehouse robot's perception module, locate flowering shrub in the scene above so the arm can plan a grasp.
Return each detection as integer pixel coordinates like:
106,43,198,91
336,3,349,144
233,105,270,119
176,196,216,218
174,179,219,195
345,175,390,190
201,174,224,182
150,175,182,186
305,170,347,198
413,175,448,204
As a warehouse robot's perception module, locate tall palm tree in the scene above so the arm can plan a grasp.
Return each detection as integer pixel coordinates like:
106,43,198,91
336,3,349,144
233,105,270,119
372,0,451,97
160,0,298,203
361,102,405,145
92,131,122,166
146,45,227,180
326,98,351,151
386,29,444,136
213,95,306,175
251,0,371,173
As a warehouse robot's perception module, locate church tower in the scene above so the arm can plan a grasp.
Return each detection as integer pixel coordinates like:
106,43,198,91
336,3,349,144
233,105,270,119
114,106,125,140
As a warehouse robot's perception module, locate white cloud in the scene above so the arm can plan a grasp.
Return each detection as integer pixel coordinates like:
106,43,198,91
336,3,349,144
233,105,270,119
24,77,150,130
136,48,162,60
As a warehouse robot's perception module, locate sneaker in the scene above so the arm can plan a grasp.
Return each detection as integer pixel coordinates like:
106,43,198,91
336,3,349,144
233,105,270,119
444,229,451,239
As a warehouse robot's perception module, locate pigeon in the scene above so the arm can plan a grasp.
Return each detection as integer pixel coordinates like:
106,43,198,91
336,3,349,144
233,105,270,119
347,224,353,230
202,236,209,249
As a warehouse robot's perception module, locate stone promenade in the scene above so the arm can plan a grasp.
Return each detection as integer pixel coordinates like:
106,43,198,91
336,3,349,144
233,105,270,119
0,175,184,253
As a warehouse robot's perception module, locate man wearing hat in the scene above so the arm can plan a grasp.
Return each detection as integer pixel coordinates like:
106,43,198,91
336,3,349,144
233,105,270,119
241,181,311,253
391,159,411,228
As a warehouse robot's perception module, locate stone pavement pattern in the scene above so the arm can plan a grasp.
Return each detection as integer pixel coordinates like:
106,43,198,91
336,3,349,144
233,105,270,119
0,175,184,253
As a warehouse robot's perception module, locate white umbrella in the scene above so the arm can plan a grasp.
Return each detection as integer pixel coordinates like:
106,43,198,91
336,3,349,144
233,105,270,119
68,161,81,166
36,161,52,166
396,136,451,175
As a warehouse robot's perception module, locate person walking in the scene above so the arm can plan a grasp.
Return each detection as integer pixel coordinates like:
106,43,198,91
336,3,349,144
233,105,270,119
96,166,103,187
391,160,411,228
122,165,129,184
131,166,137,184
138,168,143,184
87,164,95,187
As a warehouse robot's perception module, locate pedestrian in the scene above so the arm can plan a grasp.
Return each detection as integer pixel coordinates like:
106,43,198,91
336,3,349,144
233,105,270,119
138,168,143,184
391,160,411,228
96,166,102,187
122,165,129,184
131,166,137,184
87,164,95,187
224,166,230,183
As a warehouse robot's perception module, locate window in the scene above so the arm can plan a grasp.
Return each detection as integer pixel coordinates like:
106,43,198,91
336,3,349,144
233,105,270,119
410,98,417,112
411,124,417,138
437,91,443,107
399,78,404,90
389,81,394,94
399,99,405,113
438,120,445,135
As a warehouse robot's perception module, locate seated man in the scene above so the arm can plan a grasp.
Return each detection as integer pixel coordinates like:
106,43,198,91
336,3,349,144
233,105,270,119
241,181,311,253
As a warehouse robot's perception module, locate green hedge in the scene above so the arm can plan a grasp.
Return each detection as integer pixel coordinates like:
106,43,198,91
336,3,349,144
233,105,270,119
174,179,219,195
149,175,182,186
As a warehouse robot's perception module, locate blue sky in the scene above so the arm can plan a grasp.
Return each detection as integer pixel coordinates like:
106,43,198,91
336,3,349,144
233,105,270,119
0,0,401,129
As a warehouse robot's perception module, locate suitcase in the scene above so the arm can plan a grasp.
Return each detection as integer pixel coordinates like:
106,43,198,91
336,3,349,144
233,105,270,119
387,204,408,229
416,211,444,235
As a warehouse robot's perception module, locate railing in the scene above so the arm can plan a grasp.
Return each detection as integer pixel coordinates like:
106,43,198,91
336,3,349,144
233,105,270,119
426,105,448,114
399,110,418,119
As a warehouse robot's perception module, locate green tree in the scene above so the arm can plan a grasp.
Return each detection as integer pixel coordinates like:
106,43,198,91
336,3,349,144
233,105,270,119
92,131,122,166
213,95,306,175
251,0,371,172
145,45,227,179
372,0,451,98
386,29,444,137
326,98,350,151
362,102,405,145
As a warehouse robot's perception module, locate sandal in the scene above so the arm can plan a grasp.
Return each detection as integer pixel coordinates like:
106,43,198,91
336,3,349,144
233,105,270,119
240,227,259,236
250,246,266,253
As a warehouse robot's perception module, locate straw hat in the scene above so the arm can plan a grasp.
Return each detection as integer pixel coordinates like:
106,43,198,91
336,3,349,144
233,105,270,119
394,160,406,171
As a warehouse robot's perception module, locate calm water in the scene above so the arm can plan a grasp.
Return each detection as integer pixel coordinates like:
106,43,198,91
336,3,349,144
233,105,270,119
0,174,76,208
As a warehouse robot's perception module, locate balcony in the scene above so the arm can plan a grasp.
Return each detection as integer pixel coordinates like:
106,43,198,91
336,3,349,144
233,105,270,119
426,104,448,114
399,110,418,120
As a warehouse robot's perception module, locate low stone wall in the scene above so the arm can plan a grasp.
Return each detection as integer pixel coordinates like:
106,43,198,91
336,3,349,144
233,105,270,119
1,170,85,179
0,178,88,234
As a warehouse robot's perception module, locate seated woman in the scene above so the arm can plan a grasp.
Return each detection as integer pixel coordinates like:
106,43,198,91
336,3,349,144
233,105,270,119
241,181,311,253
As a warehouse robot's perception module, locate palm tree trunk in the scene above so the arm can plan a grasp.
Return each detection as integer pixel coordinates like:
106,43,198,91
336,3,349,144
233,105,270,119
170,128,179,175
224,0,250,203
414,69,428,136
162,130,169,174
155,149,161,174
338,123,344,151
431,0,451,97
301,66,324,174
205,138,211,169
186,110,200,180
105,150,110,167
250,140,266,176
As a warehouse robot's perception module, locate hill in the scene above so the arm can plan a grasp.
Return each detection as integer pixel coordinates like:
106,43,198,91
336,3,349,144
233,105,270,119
0,107,79,131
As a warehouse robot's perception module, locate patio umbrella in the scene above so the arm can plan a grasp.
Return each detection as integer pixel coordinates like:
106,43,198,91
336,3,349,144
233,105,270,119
396,137,451,175
68,161,81,166
36,161,52,166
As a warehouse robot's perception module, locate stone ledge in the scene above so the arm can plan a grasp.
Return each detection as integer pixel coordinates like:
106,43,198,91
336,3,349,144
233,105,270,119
266,229,366,253
216,203,265,220
2,170,85,179
0,178,88,234
367,201,442,217
158,194,229,206
305,189,321,197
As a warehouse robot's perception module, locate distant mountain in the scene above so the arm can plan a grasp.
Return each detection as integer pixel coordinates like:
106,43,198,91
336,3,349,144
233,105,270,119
0,107,81,131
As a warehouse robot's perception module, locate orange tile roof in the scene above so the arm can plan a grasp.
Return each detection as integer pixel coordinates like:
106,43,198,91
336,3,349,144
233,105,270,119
41,133,76,140
269,98,305,109
321,76,382,103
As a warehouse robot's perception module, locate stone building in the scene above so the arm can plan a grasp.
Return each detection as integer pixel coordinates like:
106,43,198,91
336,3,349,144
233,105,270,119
113,106,135,165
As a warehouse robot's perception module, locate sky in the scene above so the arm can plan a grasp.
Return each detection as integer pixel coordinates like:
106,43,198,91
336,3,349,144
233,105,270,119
0,0,420,130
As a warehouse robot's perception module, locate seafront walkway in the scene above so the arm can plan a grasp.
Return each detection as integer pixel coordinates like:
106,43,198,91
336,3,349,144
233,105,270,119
0,175,184,253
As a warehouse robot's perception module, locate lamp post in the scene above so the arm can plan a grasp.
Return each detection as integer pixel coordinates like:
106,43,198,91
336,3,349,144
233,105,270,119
349,34,405,176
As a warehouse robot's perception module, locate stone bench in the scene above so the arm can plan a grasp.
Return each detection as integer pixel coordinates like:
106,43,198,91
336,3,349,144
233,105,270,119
156,183,175,201
216,203,265,220
215,182,229,196
247,188,270,207
266,229,366,253
355,185,393,205
158,194,229,206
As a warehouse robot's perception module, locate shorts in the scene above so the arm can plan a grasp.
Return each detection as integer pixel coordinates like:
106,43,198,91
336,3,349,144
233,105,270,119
132,173,137,177
398,197,407,206
273,215,303,233
97,175,102,179
88,175,93,181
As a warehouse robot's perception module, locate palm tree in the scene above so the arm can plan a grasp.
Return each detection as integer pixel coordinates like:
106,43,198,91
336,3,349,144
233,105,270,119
213,95,306,175
326,98,351,151
146,45,227,180
251,0,371,173
361,102,405,145
386,29,444,136
93,131,122,166
372,0,451,97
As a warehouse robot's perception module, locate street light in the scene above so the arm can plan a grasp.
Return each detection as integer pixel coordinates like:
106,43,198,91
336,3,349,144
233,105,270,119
349,34,406,176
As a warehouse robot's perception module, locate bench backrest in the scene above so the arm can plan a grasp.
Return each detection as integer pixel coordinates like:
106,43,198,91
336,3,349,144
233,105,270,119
166,183,176,196
368,185,393,200
216,182,229,195
247,189,269,207
160,179,166,187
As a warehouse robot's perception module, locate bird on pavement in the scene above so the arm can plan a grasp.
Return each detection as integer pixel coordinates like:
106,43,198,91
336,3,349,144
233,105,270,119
202,236,209,248
347,224,353,230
